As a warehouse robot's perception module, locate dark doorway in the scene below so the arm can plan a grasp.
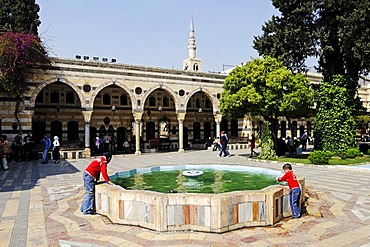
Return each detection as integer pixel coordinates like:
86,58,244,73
67,121,79,141
90,126,97,147
146,122,155,141
231,119,238,137
32,121,46,146
280,121,287,138
307,121,312,136
193,122,201,142
204,122,211,140
116,126,127,151
51,120,63,142
291,121,297,138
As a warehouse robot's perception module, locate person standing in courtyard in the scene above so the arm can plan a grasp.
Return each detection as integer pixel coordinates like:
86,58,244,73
41,134,51,164
300,132,309,151
81,152,114,215
276,163,301,219
0,136,11,170
13,131,24,162
23,132,34,161
249,134,257,158
218,131,231,157
52,136,60,164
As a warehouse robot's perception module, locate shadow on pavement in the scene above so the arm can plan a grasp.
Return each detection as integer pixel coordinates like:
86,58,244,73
0,159,80,192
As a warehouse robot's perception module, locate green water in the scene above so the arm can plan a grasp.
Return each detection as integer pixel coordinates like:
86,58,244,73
111,169,277,194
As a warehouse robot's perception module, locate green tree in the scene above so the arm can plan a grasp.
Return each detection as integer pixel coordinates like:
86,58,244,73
220,56,314,150
258,121,277,160
0,0,41,34
314,75,356,154
253,0,370,106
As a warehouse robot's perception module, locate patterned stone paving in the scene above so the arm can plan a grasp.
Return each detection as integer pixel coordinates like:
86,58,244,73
1,149,370,246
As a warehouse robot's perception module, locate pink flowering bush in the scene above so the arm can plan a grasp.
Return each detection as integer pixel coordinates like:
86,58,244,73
0,32,48,95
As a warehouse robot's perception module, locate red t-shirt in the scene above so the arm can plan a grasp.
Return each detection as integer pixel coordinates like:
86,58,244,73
85,156,110,182
278,171,300,189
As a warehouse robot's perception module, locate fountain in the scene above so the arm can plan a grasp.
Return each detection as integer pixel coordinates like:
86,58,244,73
95,164,305,233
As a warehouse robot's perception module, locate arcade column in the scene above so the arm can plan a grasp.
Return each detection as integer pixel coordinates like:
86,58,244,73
82,110,93,157
177,112,186,153
133,111,143,156
214,113,222,139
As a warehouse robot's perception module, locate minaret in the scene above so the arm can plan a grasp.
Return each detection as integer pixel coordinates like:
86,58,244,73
183,14,202,72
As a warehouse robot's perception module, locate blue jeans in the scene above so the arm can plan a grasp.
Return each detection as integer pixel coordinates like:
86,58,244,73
42,148,49,162
290,187,301,218
81,172,95,214
219,146,230,157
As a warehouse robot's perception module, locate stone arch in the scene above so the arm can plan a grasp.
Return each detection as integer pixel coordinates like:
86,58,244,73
29,77,85,108
141,85,178,111
90,81,135,111
184,88,218,113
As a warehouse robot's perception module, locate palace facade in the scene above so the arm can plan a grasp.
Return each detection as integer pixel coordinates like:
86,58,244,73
1,17,370,157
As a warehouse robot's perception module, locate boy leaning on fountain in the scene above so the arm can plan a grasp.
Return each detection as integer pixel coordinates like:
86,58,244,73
276,163,301,219
81,152,114,215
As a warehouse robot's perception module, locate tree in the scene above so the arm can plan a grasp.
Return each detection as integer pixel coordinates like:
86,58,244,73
0,32,48,130
314,75,356,154
0,0,41,34
258,121,277,160
253,0,370,106
220,56,314,150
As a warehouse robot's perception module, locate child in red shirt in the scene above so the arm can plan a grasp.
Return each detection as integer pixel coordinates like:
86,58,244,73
276,163,301,219
81,153,114,215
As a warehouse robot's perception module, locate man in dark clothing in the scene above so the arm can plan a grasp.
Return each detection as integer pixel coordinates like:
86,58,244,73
13,131,24,162
218,131,231,157
23,132,34,161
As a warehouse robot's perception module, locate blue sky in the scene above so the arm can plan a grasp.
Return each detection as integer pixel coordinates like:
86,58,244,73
36,0,278,72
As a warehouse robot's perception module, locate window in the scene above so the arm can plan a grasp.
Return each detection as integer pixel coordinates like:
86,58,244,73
149,96,156,107
50,91,59,104
205,99,211,109
66,92,75,104
195,99,201,108
135,87,142,95
163,96,169,107
120,94,128,105
103,93,111,105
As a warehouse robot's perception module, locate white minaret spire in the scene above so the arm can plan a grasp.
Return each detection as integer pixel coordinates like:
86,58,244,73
183,14,202,72
188,14,196,59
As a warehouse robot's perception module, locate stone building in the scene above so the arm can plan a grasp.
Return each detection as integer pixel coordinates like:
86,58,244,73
1,17,369,157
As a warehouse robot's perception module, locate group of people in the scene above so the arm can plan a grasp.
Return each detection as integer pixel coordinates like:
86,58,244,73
39,134,60,164
92,134,118,156
0,131,35,170
276,132,311,156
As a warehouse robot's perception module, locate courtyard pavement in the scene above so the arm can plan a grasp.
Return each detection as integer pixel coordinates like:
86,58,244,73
1,148,370,247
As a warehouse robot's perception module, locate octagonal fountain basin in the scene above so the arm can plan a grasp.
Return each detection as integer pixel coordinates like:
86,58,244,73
95,165,305,233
